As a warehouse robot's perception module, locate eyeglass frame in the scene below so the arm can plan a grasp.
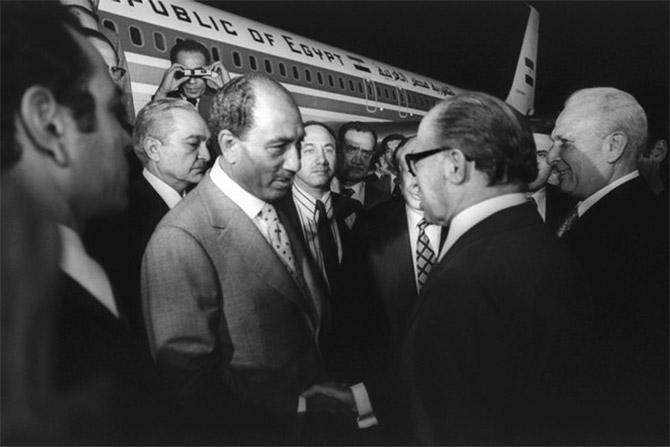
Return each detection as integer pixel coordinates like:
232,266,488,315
404,146,452,176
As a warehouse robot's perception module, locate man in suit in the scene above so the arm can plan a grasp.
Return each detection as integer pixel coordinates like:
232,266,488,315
142,74,353,443
370,133,405,196
526,115,575,231
154,39,229,163
548,87,668,443
335,121,391,209
305,92,593,444
88,98,211,344
1,3,174,443
347,136,445,376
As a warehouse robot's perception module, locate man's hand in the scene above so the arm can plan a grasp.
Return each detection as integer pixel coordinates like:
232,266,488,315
154,63,189,99
205,61,231,90
302,381,356,414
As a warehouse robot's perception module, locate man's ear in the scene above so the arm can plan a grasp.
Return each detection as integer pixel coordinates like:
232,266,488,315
444,148,468,184
650,139,668,163
218,129,238,164
144,137,162,162
19,86,69,166
604,131,628,163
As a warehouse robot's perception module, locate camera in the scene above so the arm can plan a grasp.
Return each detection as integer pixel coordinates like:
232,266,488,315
175,68,213,79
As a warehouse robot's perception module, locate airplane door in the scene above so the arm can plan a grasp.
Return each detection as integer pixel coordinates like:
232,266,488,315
396,86,409,119
363,78,379,113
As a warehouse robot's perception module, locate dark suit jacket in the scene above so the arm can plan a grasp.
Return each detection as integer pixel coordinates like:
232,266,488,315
561,176,668,443
363,173,393,209
53,272,180,444
85,174,170,347
377,203,593,445
544,183,577,231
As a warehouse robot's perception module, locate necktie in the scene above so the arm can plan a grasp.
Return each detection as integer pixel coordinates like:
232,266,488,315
315,200,338,289
259,204,299,280
556,205,579,238
416,218,437,291
342,187,355,198
527,195,538,208
185,97,198,106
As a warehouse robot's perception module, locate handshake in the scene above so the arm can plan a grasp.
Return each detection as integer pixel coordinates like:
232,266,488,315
301,381,357,416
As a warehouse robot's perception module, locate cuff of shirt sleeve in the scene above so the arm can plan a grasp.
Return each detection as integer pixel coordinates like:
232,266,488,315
297,395,306,413
350,383,378,428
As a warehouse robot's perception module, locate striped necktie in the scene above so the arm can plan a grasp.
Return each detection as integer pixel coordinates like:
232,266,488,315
556,205,579,238
416,218,437,290
315,199,338,289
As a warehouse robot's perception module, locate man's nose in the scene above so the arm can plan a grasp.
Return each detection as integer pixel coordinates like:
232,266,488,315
546,142,560,165
283,144,301,173
198,142,211,162
315,148,328,165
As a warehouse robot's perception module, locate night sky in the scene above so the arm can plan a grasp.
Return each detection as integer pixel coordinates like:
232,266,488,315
202,1,668,131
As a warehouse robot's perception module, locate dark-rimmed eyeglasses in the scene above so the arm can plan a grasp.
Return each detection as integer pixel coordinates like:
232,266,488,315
405,146,451,176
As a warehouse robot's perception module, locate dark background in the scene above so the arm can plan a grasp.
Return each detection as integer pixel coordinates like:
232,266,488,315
202,1,668,132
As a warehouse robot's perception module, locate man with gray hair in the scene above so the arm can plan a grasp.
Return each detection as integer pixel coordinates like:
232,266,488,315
548,87,668,443
142,74,348,443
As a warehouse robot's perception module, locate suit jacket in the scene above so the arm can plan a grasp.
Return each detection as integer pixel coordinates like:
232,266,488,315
141,174,329,441
53,272,178,444
544,183,576,231
561,176,668,443
363,173,393,209
380,203,593,445
85,173,169,347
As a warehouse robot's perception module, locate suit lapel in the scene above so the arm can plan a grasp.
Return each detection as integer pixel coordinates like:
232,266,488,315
199,177,319,332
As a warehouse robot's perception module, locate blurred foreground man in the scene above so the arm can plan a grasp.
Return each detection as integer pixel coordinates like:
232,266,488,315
1,3,172,443
142,74,351,443
549,87,668,443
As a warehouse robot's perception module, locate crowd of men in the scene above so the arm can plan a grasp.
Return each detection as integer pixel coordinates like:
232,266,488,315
2,2,668,445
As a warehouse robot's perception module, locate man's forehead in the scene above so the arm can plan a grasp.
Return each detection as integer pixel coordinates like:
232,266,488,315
304,125,335,144
344,130,374,147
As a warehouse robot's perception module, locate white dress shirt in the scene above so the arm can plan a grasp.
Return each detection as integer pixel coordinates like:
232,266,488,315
405,205,442,293
530,187,547,221
292,183,343,289
143,168,182,209
439,193,528,261
577,170,639,217
58,224,119,318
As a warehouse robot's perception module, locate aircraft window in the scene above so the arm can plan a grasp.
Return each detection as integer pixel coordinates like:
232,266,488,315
338,77,345,90
348,79,355,92
392,89,397,101
384,87,390,99
101,19,117,33
211,46,220,61
328,74,334,88
129,26,143,47
153,32,166,52
232,51,242,68
279,62,287,77
376,86,381,98
358,81,363,94
264,59,273,74
175,38,183,45
292,66,300,80
316,71,323,85
304,68,312,83
249,55,258,71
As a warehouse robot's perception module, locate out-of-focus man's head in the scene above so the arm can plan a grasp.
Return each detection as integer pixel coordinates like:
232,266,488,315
2,1,131,221
211,73,303,203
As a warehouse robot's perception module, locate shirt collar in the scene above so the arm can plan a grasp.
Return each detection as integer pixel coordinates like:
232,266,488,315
439,193,527,261
405,204,424,227
293,182,333,220
210,156,266,219
143,168,182,209
577,170,639,217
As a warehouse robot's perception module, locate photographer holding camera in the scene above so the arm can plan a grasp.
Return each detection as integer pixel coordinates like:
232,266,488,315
154,39,230,123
